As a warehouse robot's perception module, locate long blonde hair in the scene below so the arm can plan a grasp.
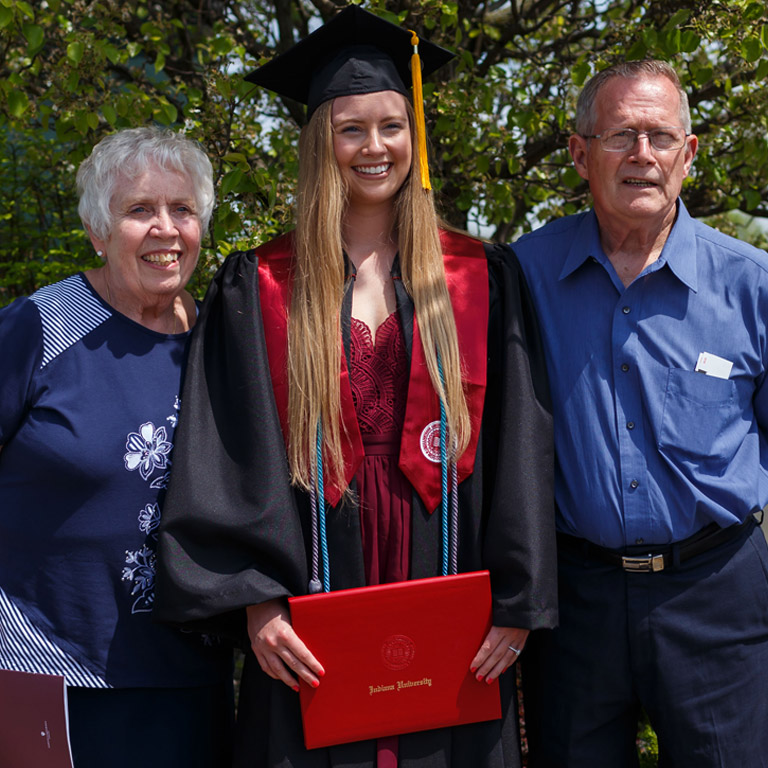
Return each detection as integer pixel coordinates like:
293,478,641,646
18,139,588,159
288,97,470,496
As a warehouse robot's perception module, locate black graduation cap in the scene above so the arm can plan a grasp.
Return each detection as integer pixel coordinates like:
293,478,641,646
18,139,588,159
245,6,454,115
245,5,454,189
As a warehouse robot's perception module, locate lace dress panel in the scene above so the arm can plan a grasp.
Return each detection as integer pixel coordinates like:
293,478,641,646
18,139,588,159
349,311,411,588
349,313,408,435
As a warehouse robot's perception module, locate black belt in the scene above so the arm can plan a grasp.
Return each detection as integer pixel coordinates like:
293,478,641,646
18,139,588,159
557,515,757,573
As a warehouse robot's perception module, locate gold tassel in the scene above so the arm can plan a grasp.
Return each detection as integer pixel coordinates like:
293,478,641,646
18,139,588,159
409,30,431,191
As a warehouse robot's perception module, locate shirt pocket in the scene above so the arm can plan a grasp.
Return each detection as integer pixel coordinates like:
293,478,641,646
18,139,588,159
658,368,739,468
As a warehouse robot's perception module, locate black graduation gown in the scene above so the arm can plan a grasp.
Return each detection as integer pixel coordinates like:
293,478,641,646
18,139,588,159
154,238,557,768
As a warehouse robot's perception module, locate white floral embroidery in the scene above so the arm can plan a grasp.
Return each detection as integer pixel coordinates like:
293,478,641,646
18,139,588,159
121,400,180,615
122,545,157,613
166,396,181,429
149,472,171,490
124,422,172,480
137,503,161,539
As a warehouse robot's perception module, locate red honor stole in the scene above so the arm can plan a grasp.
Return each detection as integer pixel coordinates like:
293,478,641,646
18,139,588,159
257,230,489,511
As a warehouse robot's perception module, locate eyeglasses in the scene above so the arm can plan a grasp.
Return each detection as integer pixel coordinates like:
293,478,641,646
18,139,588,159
582,127,689,152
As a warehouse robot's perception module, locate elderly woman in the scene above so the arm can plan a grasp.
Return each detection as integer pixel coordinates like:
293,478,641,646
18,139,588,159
0,127,233,768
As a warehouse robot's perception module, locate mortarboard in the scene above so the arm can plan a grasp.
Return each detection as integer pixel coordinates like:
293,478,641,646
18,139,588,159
245,5,454,189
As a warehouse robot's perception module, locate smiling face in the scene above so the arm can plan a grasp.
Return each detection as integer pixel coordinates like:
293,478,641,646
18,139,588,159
569,75,698,233
89,163,202,305
331,90,413,210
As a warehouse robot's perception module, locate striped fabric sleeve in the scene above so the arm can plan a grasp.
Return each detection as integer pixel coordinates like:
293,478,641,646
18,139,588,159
1,275,112,687
0,297,43,443
29,274,111,368
0,587,109,688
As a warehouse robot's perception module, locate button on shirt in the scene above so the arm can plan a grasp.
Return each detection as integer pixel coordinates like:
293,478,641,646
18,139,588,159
515,201,768,548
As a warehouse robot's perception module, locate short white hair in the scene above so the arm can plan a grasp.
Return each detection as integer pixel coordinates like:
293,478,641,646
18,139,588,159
576,60,692,136
76,126,215,240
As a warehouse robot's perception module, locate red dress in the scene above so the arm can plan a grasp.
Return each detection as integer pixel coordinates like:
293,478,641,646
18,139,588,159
349,312,412,587
349,312,411,767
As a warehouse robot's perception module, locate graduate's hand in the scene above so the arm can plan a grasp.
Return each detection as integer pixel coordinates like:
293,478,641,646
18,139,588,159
246,598,325,692
470,626,529,684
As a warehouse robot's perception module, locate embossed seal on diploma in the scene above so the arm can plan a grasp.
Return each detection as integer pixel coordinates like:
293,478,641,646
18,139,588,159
381,634,416,670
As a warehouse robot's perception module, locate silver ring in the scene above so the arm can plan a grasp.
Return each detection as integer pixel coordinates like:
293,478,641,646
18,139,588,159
508,645,521,655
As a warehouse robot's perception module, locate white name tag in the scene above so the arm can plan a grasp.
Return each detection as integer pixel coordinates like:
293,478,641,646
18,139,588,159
695,351,733,380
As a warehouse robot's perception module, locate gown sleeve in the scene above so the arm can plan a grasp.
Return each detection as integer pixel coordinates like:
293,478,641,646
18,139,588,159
153,250,308,640
481,242,557,630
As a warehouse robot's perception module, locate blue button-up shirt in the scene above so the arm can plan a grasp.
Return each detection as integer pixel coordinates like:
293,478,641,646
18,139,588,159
515,201,768,548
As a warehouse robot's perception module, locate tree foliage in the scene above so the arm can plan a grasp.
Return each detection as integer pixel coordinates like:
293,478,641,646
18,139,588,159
1,0,767,303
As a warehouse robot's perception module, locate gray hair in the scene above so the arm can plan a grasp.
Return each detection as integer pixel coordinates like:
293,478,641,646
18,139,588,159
76,126,215,240
575,60,692,136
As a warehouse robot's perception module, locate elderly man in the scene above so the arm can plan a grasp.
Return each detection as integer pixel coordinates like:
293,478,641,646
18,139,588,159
516,60,768,766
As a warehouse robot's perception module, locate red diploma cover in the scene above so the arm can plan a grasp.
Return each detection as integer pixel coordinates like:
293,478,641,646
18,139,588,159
0,669,74,768
288,570,501,749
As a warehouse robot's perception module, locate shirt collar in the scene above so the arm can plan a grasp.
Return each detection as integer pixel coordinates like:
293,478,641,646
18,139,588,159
656,199,698,292
558,199,698,292
559,210,603,280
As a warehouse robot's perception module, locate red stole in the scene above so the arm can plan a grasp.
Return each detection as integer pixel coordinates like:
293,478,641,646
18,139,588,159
257,230,489,512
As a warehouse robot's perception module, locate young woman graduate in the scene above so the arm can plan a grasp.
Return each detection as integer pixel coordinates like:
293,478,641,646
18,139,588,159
154,6,557,767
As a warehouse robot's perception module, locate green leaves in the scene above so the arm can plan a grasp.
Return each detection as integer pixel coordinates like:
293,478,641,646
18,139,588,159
571,61,591,87
14,2,34,21
66,41,84,63
21,22,42,52
6,88,28,117
742,36,763,62
73,109,98,134
154,100,178,125
1,0,768,302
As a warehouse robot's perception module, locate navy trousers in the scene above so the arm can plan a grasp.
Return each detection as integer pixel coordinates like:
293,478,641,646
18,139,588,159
522,518,768,767
67,681,234,768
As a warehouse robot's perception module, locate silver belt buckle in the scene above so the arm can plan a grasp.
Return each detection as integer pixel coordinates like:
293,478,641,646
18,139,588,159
621,554,665,572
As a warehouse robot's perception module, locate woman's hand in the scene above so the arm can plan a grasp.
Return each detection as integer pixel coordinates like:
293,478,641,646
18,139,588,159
470,626,530,683
246,598,325,691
